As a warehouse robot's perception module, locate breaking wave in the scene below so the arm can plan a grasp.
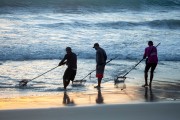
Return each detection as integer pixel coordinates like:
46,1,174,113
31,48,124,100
0,0,179,8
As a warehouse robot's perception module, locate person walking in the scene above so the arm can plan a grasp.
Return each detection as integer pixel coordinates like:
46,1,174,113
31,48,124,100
59,47,77,90
93,43,107,88
143,41,158,88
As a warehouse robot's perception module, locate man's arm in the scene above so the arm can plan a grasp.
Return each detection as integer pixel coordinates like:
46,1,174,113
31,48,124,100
97,50,106,66
59,55,67,66
143,48,147,59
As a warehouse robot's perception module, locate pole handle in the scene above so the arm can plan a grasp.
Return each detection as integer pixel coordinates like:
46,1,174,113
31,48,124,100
30,66,59,81
81,56,118,81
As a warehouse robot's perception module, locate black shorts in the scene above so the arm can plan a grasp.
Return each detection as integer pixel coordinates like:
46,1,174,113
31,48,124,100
63,68,77,81
144,63,157,73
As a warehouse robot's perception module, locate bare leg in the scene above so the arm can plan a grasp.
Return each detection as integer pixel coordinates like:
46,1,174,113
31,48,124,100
149,71,154,88
94,78,102,88
63,79,67,89
63,79,70,89
98,78,102,87
149,64,157,88
144,71,148,86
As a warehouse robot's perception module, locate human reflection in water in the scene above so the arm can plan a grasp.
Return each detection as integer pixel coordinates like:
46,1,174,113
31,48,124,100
96,88,104,104
63,91,75,106
144,87,156,102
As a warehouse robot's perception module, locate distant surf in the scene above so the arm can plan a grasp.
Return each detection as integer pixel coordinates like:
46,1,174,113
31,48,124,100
0,0,179,8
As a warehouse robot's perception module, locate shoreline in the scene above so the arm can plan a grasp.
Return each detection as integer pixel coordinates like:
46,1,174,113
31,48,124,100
0,82,179,110
0,60,180,120
0,59,180,111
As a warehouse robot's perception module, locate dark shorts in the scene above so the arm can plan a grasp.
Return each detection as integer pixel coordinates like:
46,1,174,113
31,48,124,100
63,68,77,81
144,63,157,73
96,65,105,78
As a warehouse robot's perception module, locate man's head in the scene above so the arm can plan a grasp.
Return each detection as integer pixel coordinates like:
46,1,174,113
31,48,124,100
148,41,153,46
93,43,99,50
66,47,72,54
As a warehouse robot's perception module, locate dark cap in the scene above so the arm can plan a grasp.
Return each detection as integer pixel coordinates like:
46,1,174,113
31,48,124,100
148,41,153,45
93,43,99,48
66,47,71,51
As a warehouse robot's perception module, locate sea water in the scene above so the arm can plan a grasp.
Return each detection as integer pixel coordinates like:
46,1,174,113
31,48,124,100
0,0,180,97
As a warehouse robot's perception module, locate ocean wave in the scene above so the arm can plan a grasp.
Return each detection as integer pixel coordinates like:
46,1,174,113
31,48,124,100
147,19,180,29
0,0,179,8
38,19,180,30
96,19,180,29
0,51,180,61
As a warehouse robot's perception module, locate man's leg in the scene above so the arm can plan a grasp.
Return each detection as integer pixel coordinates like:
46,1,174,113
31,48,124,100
149,64,157,87
149,71,153,87
144,71,148,86
95,65,104,88
63,78,70,89
98,78,102,87
70,70,77,84
63,68,70,89
143,64,150,87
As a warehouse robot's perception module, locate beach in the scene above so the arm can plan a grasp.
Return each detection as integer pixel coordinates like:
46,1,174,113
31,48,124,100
0,0,180,119
0,60,180,120
0,59,180,105
0,81,179,110
0,80,180,120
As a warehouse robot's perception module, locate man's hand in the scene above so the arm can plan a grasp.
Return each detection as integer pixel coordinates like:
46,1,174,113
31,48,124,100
58,62,62,66
143,55,146,59
59,61,66,66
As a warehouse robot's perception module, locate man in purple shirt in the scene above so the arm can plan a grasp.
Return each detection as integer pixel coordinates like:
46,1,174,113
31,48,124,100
143,41,158,87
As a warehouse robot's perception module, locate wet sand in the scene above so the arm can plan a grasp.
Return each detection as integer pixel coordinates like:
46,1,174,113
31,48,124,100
0,81,179,110
0,61,180,120
0,78,180,120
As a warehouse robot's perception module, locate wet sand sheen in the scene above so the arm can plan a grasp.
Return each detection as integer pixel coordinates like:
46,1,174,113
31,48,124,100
0,82,179,110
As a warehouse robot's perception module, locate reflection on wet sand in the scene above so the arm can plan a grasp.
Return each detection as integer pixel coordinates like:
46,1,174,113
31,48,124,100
144,87,157,102
0,82,179,110
63,91,75,106
96,88,104,104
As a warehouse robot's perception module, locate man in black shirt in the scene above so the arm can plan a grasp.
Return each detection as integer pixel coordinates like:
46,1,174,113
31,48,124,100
93,43,107,88
59,47,77,89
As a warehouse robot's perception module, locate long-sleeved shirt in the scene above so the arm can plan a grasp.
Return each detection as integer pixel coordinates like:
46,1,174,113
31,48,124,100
96,47,107,66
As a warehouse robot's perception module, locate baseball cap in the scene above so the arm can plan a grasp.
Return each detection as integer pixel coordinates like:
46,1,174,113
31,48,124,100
93,43,99,48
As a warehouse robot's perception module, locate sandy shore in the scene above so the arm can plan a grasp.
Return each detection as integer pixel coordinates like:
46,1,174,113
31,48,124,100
0,102,180,120
0,80,180,120
0,81,179,110
0,63,180,120
0,85,139,110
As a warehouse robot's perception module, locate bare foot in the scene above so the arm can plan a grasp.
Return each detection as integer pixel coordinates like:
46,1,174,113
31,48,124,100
142,84,148,87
